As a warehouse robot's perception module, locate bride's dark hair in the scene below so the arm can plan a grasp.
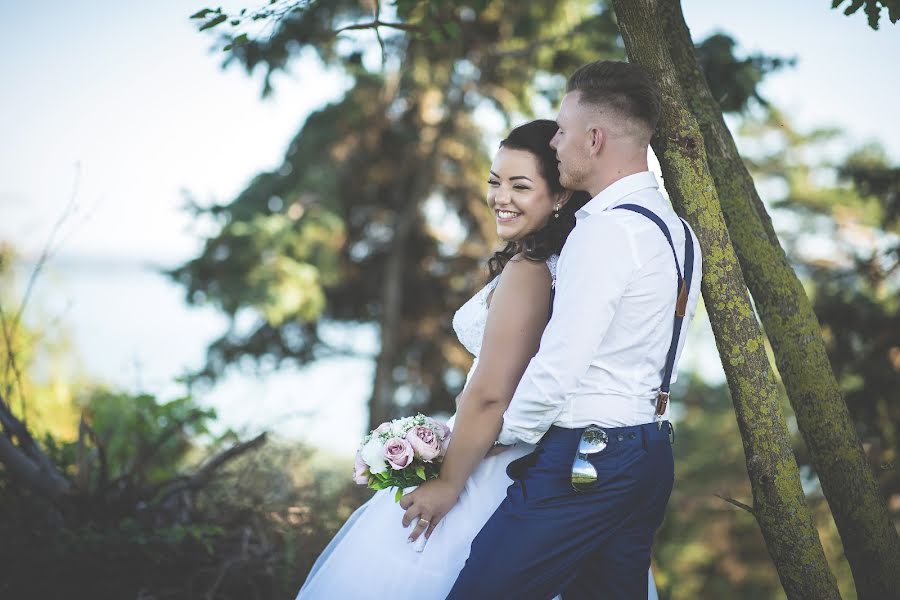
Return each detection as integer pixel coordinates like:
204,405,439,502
487,120,591,279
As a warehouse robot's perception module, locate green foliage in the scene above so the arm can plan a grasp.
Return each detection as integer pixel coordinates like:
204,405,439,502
73,389,218,484
694,34,794,113
0,244,83,439
839,143,900,229
832,0,900,29
176,1,622,423
1,377,371,599
177,1,787,427
366,458,439,492
2,245,372,599
739,108,900,498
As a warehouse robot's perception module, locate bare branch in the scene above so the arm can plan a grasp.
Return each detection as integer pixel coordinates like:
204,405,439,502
0,394,69,485
74,414,109,495
0,393,72,502
1,166,87,419
151,432,268,506
0,301,27,421
139,410,208,469
714,493,755,514
373,0,386,66
0,433,71,502
193,432,268,485
333,20,422,35
14,164,82,329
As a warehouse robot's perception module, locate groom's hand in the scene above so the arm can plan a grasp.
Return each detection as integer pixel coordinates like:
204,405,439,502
399,478,461,542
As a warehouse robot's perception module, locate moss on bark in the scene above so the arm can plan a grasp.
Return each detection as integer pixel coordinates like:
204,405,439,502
657,2,900,597
611,0,843,597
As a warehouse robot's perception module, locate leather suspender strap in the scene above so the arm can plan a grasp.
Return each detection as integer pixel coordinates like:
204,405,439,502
614,204,695,423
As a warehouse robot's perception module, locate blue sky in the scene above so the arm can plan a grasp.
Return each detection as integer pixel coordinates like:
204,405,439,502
0,1,348,263
1,0,897,264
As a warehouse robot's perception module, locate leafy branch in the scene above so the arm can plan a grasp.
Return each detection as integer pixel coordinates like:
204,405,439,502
832,0,900,29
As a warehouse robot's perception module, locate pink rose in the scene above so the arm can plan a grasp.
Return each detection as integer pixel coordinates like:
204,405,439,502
383,437,414,470
373,422,392,437
353,451,370,485
425,416,451,440
405,425,442,462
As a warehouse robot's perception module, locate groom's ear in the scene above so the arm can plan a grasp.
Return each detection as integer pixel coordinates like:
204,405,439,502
588,127,604,157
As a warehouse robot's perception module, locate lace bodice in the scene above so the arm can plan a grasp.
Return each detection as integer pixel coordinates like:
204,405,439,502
452,255,559,361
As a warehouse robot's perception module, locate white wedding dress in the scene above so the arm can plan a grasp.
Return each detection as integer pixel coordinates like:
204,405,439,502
296,256,658,599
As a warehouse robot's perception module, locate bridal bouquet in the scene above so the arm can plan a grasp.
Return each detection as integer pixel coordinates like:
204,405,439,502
354,413,452,502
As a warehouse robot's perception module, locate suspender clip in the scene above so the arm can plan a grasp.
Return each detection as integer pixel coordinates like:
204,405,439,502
655,391,669,416
675,282,688,317
655,391,669,430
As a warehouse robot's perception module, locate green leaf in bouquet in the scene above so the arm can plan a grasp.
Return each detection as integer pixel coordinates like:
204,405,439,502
416,465,426,480
394,487,403,502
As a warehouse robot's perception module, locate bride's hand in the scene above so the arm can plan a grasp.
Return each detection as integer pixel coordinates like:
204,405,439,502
399,478,461,543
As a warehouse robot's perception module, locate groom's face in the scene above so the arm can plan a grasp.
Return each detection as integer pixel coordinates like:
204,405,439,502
551,92,593,192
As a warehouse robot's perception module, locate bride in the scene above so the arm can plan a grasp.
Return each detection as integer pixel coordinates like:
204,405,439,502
296,120,659,599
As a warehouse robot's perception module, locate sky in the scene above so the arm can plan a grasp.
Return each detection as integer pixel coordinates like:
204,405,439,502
2,1,898,265
0,0,349,264
0,0,897,453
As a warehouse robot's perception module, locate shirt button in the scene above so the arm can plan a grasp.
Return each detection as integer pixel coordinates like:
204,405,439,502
628,432,636,440
617,434,625,442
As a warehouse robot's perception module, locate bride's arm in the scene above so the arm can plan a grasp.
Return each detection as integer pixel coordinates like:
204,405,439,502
442,256,551,480
400,256,551,540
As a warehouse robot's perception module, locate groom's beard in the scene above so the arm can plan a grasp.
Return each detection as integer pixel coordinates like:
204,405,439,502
560,162,591,193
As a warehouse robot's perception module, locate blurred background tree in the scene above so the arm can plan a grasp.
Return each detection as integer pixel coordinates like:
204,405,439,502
173,0,789,433
172,1,625,431
739,109,900,499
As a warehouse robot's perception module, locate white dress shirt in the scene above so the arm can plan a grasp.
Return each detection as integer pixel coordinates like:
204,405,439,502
497,171,703,445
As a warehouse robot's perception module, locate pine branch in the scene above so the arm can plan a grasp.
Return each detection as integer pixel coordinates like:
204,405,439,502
714,493,755,514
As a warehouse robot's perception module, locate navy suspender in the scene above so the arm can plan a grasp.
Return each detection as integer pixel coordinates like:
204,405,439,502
614,204,695,426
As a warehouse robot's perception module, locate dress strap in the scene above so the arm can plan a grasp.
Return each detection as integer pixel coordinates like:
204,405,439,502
547,255,559,320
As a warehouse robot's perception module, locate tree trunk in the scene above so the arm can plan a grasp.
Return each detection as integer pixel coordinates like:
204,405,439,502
368,198,418,432
611,1,842,597
367,133,438,431
367,88,471,431
657,1,900,596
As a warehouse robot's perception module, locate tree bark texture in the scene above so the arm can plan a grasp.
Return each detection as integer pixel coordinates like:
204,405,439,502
611,0,843,597
658,2,900,596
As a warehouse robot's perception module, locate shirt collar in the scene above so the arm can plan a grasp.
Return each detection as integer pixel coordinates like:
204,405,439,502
575,171,659,219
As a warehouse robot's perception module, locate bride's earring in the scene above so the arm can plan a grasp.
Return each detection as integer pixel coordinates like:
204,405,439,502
553,203,561,219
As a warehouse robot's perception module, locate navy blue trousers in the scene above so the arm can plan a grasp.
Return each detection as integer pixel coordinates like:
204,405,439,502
446,422,674,600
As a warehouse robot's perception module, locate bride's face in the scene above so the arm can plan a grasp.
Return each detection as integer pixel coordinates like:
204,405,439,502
487,147,556,242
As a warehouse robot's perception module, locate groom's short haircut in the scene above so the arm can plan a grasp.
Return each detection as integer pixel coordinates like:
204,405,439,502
566,60,661,140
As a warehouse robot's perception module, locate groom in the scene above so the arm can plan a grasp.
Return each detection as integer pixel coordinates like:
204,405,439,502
406,60,702,599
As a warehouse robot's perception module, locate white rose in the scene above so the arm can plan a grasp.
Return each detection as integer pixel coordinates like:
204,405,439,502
360,437,388,474
392,417,412,437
